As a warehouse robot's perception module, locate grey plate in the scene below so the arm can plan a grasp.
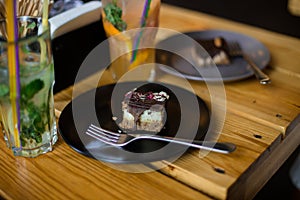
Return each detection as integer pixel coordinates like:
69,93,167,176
156,30,270,82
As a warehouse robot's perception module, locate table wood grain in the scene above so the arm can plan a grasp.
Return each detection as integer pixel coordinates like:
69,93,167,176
0,4,299,200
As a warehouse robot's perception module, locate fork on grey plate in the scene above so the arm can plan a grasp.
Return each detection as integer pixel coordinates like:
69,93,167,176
85,124,236,154
227,42,271,84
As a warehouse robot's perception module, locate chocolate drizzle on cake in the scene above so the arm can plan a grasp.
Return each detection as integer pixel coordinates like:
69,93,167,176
125,90,168,122
119,89,169,132
125,90,169,109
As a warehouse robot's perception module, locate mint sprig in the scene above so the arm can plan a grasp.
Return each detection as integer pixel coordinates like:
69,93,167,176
21,79,44,101
0,78,46,145
20,79,46,146
104,0,127,31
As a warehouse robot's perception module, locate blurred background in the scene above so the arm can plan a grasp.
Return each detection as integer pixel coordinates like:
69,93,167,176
51,0,300,93
162,0,300,38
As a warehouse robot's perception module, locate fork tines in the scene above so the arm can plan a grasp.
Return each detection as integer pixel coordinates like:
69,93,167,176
227,42,243,57
85,124,120,143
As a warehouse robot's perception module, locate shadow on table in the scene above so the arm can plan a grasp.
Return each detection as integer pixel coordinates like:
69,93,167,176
254,146,300,200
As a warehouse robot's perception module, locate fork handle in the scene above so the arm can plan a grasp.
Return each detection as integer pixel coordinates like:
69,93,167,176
134,135,236,154
191,141,236,154
242,54,271,84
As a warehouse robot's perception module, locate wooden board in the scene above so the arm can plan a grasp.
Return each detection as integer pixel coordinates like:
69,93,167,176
1,3,300,200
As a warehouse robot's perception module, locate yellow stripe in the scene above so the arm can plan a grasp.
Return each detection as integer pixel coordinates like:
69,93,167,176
42,0,49,28
6,0,21,148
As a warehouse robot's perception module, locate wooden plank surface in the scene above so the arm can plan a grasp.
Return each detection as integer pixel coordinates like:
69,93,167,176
0,130,211,200
158,4,300,133
153,113,282,199
51,4,300,197
1,3,300,200
53,68,284,199
155,70,300,136
156,6,300,198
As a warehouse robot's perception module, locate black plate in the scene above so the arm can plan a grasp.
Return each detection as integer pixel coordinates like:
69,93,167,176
58,82,210,163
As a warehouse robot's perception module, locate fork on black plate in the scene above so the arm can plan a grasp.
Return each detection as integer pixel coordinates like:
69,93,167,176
85,124,236,154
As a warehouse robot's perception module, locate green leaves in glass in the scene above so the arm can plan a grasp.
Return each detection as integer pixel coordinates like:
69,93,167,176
21,79,44,101
20,79,46,145
104,0,127,31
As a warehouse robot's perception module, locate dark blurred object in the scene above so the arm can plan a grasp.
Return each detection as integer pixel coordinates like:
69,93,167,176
50,0,84,17
254,147,300,200
52,18,107,93
162,0,300,39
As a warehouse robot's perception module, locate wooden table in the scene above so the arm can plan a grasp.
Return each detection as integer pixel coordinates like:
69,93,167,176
1,4,299,200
